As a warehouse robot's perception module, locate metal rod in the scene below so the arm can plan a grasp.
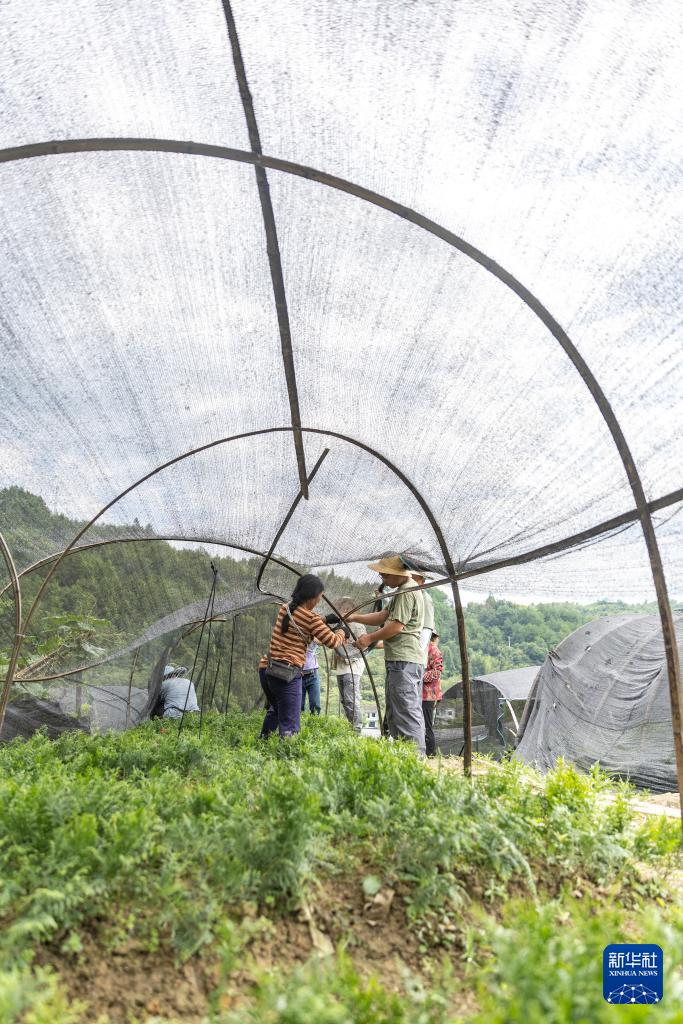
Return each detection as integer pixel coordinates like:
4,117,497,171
198,570,218,737
253,448,383,731
322,645,330,715
8,421,676,646
256,448,330,592
125,649,139,729
0,531,22,738
179,565,217,737
452,581,473,776
224,614,237,713
220,2,309,497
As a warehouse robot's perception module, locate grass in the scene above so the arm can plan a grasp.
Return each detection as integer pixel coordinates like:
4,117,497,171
0,712,680,1022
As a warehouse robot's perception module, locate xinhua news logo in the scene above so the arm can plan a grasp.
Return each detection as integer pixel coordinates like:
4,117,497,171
603,944,663,1004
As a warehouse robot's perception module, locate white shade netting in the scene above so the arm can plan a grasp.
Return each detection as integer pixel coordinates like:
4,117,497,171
0,1,680,752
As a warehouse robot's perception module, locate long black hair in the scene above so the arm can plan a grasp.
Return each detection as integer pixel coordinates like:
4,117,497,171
281,574,325,633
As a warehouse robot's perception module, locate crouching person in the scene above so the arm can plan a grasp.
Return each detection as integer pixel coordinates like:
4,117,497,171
347,556,426,755
158,665,200,718
260,574,345,739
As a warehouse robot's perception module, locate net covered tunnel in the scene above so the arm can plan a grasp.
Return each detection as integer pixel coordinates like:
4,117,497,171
0,1,681,809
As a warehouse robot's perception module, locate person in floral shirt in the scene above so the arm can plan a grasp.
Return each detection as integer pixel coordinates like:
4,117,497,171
422,631,444,756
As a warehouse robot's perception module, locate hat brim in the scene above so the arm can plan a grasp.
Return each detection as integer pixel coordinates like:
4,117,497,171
367,561,413,577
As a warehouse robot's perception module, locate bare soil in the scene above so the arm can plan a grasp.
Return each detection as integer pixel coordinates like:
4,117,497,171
37,876,470,1023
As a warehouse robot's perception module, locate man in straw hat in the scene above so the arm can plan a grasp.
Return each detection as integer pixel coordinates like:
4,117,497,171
400,558,436,663
347,555,426,754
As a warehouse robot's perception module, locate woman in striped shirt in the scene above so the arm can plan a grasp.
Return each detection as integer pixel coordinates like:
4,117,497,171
260,574,345,739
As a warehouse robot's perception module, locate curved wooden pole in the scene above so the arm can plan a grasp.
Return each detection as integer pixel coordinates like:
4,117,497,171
0,532,22,737
255,448,329,592
452,581,473,775
224,614,237,713
6,485,682,604
221,0,308,497
322,646,331,715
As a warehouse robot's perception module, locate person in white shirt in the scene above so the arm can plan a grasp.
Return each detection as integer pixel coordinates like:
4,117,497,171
158,665,200,718
410,570,435,656
333,597,367,731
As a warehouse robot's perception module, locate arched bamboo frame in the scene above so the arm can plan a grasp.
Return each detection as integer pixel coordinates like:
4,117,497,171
6,483,682,604
0,140,678,810
0,423,679,797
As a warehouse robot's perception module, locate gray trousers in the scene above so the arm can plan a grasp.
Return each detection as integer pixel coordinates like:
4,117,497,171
385,661,426,755
337,673,362,730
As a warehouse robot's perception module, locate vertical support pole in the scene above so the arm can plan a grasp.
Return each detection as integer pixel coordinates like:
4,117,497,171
322,646,330,715
638,518,683,830
208,642,224,711
74,674,83,720
198,582,218,739
179,564,217,737
0,531,22,739
451,580,473,777
125,650,139,728
224,614,237,713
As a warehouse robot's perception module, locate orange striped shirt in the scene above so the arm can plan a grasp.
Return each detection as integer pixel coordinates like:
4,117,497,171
268,604,345,668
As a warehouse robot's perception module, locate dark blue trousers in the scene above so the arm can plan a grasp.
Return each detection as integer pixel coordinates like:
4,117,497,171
259,668,303,738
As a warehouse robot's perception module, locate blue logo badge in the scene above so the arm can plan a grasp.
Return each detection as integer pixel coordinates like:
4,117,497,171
603,944,663,1004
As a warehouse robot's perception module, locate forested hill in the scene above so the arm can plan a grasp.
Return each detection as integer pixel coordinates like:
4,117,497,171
0,486,659,684
431,589,658,679
0,485,156,569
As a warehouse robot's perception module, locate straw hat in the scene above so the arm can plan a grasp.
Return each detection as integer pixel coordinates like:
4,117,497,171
367,555,413,577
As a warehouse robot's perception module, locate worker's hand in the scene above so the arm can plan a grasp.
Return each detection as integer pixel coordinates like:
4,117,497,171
354,633,372,651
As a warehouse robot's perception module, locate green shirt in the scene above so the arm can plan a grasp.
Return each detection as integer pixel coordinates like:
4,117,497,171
422,590,435,632
383,581,424,664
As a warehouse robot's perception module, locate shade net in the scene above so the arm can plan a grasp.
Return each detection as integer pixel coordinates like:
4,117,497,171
0,2,680,748
515,613,683,792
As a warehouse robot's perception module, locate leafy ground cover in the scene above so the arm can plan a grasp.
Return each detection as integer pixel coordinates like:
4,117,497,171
0,713,680,1022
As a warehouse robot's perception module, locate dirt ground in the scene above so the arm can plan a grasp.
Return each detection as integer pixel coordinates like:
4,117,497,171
38,875,470,1024
34,764,679,1021
37,939,216,1024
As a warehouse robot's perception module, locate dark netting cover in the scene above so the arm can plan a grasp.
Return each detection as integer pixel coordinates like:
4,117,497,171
515,613,683,792
0,2,680,763
445,667,539,750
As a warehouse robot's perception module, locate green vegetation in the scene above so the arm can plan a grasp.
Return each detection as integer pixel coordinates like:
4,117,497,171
2,487,680,1019
0,613,117,683
0,713,680,1022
